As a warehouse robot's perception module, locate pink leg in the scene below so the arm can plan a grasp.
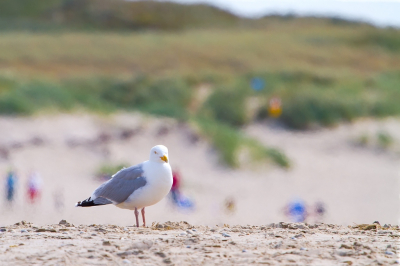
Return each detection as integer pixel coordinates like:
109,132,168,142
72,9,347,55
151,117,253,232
141,208,146,227
134,207,139,227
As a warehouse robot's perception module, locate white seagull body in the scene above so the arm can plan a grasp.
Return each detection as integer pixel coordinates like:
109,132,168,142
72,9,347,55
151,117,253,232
116,160,172,210
76,145,173,227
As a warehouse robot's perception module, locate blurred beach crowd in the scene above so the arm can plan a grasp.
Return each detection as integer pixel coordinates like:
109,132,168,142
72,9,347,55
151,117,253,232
2,165,327,224
3,169,64,211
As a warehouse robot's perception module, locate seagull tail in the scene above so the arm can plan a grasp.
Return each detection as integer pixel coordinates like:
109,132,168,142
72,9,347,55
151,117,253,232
75,197,112,207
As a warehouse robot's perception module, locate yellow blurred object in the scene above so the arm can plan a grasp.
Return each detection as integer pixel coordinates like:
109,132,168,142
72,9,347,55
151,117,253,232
224,197,236,214
268,97,282,118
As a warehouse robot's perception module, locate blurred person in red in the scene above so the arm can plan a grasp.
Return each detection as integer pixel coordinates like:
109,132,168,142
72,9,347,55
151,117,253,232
169,168,194,210
27,172,42,204
170,169,181,204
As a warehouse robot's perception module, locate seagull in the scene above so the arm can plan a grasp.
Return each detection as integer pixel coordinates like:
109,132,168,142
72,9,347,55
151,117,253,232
76,145,173,227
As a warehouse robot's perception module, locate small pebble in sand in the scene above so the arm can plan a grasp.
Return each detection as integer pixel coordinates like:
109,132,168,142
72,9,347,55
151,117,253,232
385,251,394,255
122,259,131,264
163,258,172,264
222,233,231,237
155,252,166,258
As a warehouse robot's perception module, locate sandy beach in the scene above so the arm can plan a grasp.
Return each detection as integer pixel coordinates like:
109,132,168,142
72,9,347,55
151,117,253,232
0,113,398,227
0,113,399,265
0,220,399,265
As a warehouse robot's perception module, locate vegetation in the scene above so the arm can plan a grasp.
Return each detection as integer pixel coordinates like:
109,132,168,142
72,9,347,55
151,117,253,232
377,131,394,149
193,118,290,168
0,74,289,168
353,131,396,151
0,0,399,167
354,133,370,147
351,29,400,52
202,86,248,127
0,0,239,31
95,163,129,181
0,76,192,117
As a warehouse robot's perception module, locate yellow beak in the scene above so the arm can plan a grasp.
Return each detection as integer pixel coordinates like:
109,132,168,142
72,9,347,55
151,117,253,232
160,155,168,163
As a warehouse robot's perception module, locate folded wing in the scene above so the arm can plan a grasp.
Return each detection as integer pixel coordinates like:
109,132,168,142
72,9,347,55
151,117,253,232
92,163,147,204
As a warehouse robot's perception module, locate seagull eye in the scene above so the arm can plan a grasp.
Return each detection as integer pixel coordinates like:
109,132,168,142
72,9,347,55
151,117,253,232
154,151,157,154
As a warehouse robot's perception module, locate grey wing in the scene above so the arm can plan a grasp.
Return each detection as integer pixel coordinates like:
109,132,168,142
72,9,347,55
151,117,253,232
92,163,147,204
93,197,112,205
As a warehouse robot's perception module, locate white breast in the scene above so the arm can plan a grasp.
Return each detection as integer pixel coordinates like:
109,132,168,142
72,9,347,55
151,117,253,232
117,161,173,210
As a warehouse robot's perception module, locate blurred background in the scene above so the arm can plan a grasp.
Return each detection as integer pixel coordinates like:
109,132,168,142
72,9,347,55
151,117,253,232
0,0,399,227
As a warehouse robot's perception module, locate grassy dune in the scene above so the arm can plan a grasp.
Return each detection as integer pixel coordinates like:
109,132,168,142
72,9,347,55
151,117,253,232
0,10,399,167
0,25,399,78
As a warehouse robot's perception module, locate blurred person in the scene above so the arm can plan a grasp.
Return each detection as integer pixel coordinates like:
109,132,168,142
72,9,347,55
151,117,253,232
251,77,265,92
283,198,308,223
268,97,282,118
5,169,17,205
224,197,236,214
169,168,194,211
170,168,181,204
313,201,326,223
26,172,42,204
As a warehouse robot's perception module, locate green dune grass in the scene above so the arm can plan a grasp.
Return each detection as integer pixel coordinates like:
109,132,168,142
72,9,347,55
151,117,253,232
0,1,399,167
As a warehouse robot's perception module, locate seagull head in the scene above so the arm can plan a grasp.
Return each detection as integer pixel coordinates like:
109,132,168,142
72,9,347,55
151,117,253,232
149,145,169,164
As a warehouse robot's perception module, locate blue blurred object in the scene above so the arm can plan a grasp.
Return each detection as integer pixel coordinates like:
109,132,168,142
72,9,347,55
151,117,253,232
170,190,194,211
251,77,265,91
177,195,195,209
286,198,307,222
6,171,17,202
170,190,195,210
170,169,195,211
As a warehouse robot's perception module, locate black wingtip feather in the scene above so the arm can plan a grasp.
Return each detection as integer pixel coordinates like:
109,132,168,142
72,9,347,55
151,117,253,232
75,197,95,207
75,197,112,207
